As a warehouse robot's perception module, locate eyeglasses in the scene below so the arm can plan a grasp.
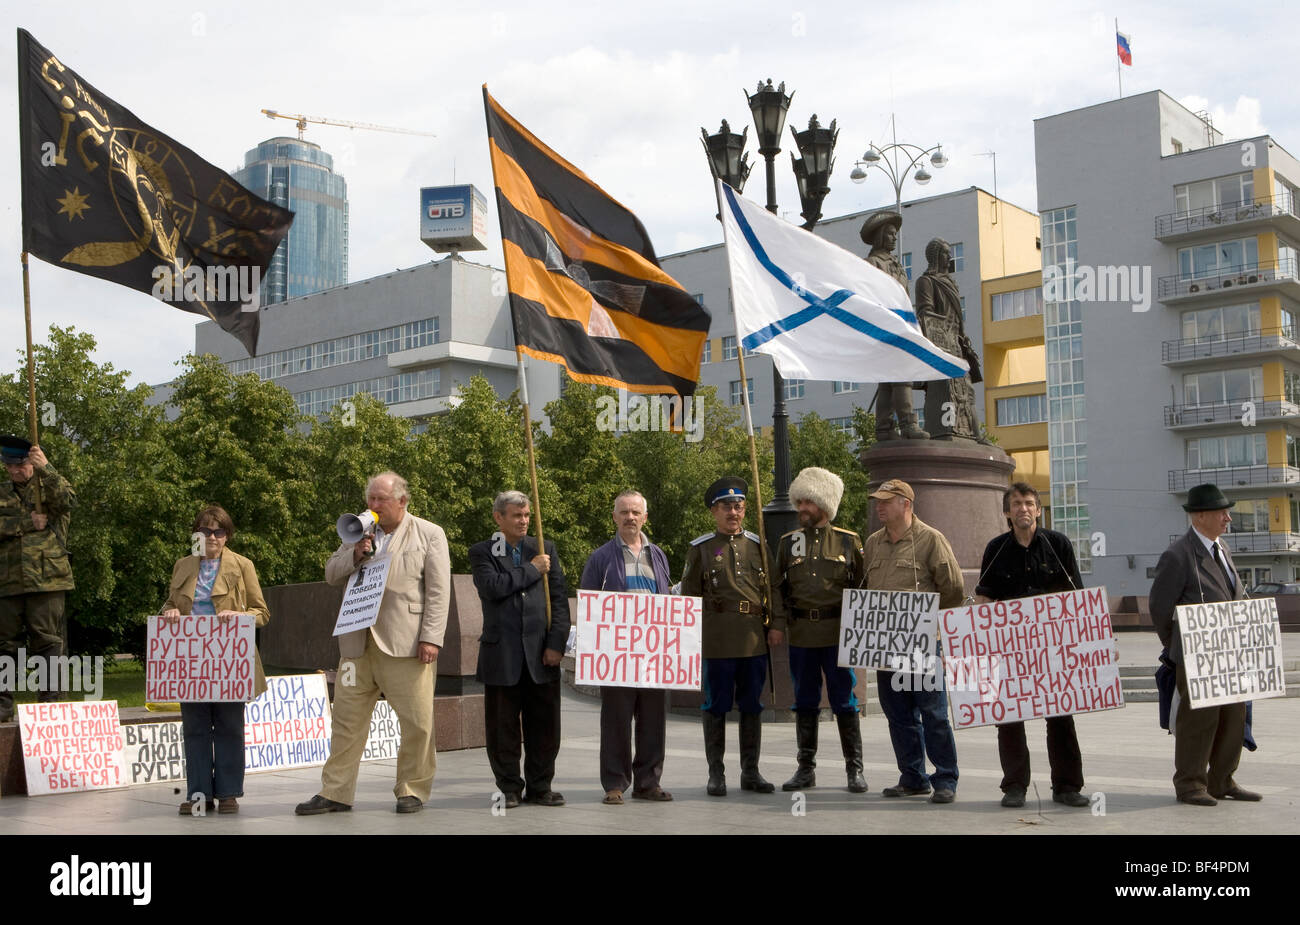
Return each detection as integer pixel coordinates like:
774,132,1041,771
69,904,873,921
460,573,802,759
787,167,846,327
196,527,228,538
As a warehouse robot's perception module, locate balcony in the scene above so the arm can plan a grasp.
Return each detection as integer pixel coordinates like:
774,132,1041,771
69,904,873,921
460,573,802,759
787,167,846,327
1161,326,1300,365
1157,258,1300,305
1154,193,1300,242
1163,395,1300,429
1168,465,1300,491
1167,532,1300,555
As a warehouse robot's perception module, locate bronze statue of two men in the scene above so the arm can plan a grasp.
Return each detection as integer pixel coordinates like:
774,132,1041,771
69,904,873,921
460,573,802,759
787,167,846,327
859,211,987,444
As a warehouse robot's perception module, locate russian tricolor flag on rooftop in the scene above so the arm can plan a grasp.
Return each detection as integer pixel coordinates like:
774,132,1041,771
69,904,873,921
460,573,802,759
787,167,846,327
1117,31,1132,66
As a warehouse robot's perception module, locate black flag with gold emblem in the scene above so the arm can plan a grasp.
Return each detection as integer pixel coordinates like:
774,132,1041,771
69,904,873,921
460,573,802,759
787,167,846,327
17,29,293,356
483,88,709,395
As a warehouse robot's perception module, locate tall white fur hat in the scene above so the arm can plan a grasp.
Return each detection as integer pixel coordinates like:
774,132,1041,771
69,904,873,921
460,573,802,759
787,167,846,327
789,466,844,521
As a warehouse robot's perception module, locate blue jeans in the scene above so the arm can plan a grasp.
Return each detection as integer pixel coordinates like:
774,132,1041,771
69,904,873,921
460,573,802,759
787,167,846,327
788,645,857,713
181,701,246,800
876,669,958,791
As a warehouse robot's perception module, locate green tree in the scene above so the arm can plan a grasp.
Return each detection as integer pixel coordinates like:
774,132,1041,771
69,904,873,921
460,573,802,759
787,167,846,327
300,391,422,572
0,326,187,654
535,382,629,575
421,375,559,571
163,354,315,586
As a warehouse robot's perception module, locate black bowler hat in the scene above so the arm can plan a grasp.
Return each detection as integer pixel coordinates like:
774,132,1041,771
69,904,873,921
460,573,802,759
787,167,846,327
0,435,32,462
1183,483,1235,512
705,476,747,508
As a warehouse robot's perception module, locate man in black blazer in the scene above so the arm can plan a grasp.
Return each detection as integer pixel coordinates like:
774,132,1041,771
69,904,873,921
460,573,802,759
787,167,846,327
1149,483,1260,807
470,490,571,808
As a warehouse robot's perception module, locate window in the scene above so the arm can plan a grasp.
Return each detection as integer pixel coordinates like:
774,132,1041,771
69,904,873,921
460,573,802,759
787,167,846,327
700,339,711,365
996,394,1048,426
691,292,705,305
783,378,805,400
950,242,965,271
1185,433,1268,469
1276,176,1297,216
1182,368,1262,405
900,253,912,282
1180,303,1260,342
1290,434,1299,468
1171,139,1184,154
824,416,855,437
1284,308,1299,339
729,379,754,406
992,286,1045,321
1177,237,1259,279
1291,498,1300,533
722,335,738,361
1227,499,1271,533
1174,173,1255,215
1285,369,1300,404
832,381,861,394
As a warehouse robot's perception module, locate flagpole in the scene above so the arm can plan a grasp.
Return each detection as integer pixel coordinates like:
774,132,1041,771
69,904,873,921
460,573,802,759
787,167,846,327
515,355,552,629
1116,19,1123,98
714,180,776,693
484,84,552,627
20,251,44,514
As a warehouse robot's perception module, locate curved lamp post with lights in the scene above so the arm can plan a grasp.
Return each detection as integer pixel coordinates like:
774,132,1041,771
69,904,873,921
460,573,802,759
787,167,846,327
849,115,947,258
701,79,839,544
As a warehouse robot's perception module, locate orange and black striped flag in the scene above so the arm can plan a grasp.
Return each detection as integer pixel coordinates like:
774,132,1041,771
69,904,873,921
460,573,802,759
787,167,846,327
483,88,709,396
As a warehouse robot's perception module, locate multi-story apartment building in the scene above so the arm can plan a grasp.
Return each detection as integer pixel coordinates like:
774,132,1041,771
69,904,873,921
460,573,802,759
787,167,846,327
1034,90,1300,594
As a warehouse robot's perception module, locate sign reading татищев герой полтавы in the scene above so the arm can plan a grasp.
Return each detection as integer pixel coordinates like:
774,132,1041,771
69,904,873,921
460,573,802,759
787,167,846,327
1176,596,1286,708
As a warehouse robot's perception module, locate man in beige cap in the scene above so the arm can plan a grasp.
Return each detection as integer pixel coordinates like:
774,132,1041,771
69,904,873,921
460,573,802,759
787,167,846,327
863,478,964,803
770,467,867,792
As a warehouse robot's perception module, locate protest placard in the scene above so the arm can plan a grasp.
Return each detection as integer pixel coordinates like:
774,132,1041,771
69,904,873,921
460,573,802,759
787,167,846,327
122,720,186,785
939,586,1122,729
1176,597,1286,708
333,555,392,636
18,700,128,795
145,613,256,702
362,698,402,761
243,674,332,772
837,589,939,673
575,590,702,690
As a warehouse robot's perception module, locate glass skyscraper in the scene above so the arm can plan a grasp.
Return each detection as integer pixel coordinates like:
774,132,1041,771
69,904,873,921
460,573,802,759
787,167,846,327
233,137,348,304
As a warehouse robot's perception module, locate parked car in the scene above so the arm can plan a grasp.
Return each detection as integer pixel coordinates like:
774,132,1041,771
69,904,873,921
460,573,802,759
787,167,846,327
1249,581,1300,596
1249,581,1300,627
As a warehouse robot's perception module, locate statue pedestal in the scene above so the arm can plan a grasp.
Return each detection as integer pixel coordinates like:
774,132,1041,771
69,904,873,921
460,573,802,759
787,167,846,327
861,441,1017,581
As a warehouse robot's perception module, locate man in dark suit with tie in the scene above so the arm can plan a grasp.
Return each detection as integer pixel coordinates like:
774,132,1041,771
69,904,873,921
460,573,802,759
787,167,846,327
1149,483,1261,807
470,490,571,808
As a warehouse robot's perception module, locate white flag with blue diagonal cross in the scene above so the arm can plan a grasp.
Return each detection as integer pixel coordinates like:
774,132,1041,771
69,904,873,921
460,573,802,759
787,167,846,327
718,180,968,383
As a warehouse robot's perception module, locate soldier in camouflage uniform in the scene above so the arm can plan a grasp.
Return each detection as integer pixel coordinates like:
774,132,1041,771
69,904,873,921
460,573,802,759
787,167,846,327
770,467,868,793
0,436,76,721
680,477,775,797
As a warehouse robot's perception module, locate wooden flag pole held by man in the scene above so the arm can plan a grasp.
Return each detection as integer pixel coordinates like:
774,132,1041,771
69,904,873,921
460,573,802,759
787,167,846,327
18,251,42,514
516,358,552,628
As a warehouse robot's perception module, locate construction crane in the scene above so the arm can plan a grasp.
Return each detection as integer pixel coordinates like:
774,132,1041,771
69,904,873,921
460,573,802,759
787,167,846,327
261,108,436,141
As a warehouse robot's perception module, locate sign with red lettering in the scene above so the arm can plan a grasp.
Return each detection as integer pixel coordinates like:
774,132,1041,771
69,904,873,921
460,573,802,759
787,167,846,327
146,614,257,702
575,590,703,690
243,674,333,772
1176,598,1285,708
18,700,128,795
938,586,1123,729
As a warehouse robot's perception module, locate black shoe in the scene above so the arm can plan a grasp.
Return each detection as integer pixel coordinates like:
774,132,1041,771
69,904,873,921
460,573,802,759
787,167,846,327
1177,790,1218,807
738,713,775,793
1211,785,1262,802
836,711,867,793
1000,789,1026,808
295,794,351,815
882,784,931,798
930,788,956,804
525,790,566,806
783,710,818,791
1052,791,1090,808
703,711,727,796
396,796,423,813
503,791,520,809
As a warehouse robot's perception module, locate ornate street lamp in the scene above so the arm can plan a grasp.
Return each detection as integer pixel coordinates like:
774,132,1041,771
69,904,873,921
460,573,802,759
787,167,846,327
849,114,947,257
791,114,838,230
700,120,753,192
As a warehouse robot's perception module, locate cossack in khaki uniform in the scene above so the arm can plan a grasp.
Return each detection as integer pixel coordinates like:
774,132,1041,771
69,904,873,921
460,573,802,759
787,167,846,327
771,526,864,648
680,530,769,659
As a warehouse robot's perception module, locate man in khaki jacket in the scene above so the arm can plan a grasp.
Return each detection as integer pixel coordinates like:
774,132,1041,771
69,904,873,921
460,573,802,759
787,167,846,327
296,471,451,815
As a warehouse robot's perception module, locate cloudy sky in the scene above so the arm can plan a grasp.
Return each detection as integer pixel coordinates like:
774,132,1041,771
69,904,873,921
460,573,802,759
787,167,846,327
0,0,1289,388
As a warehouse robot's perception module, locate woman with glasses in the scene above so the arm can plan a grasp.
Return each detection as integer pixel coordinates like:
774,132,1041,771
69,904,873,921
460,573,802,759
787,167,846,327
160,505,270,815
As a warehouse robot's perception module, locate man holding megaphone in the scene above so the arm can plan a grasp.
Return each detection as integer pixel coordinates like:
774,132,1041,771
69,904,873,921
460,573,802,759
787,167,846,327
296,471,451,816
